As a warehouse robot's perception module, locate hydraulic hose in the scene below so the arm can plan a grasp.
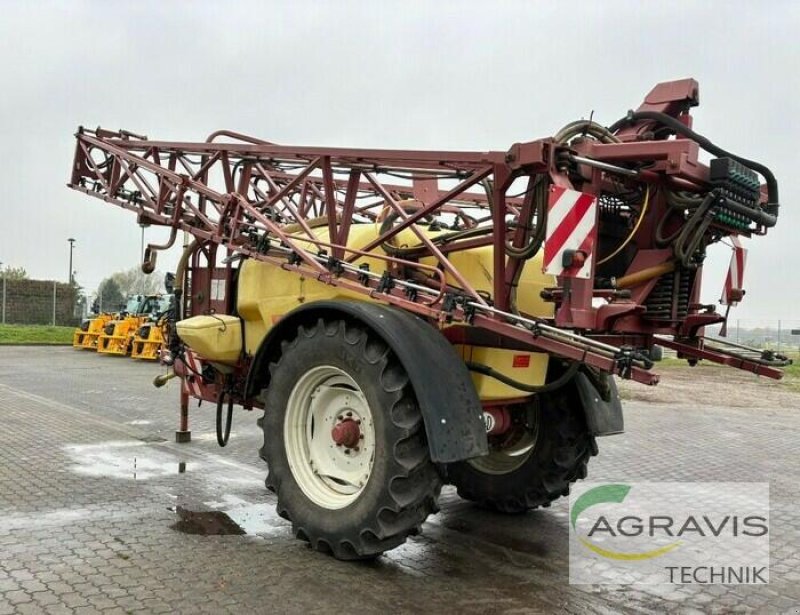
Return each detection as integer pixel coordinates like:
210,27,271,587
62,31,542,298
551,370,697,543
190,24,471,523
555,120,622,145
657,191,702,246
614,261,676,289
597,187,650,266
378,213,498,258
609,111,779,226
672,192,715,268
216,388,234,447
478,173,548,314
505,175,548,260
465,360,581,394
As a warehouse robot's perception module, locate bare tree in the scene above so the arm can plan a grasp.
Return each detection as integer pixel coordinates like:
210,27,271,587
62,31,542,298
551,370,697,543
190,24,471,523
1,266,28,280
97,277,125,312
111,266,164,296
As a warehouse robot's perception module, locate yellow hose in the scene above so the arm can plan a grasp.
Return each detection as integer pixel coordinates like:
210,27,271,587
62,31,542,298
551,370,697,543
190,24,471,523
597,187,650,266
615,261,675,290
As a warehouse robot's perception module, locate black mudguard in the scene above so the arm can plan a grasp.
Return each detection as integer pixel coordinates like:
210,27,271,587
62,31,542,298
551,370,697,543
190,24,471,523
245,301,488,463
574,371,624,436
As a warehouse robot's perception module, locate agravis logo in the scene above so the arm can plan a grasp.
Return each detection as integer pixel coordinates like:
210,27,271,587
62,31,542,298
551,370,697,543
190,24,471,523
569,482,770,585
571,484,681,560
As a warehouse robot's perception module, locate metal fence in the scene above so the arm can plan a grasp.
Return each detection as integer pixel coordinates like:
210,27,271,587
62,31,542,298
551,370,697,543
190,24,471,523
0,278,79,327
1,278,797,349
705,319,800,352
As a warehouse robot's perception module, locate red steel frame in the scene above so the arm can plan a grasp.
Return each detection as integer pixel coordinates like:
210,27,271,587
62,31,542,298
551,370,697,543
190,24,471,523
67,79,785,390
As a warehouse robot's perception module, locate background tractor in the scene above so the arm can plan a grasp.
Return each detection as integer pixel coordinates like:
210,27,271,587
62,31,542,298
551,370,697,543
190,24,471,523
72,312,114,350
131,295,175,360
97,294,168,356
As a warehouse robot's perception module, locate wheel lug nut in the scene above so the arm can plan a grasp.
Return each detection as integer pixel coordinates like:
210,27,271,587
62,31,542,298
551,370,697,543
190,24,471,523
344,449,351,455
356,420,361,425
337,415,344,421
353,447,359,452
346,411,352,417
359,434,364,439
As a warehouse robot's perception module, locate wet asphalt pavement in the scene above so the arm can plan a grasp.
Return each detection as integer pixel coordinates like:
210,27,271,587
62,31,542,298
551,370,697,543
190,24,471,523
0,347,798,614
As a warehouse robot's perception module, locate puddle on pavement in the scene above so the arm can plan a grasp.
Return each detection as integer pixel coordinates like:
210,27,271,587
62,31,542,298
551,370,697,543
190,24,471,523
63,441,190,480
226,502,285,534
63,442,285,539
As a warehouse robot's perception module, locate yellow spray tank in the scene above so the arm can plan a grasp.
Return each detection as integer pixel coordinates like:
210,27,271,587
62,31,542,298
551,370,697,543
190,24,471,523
179,217,555,400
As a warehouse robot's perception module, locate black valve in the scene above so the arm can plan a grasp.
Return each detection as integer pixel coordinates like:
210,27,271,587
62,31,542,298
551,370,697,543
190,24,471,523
377,271,395,293
358,263,371,286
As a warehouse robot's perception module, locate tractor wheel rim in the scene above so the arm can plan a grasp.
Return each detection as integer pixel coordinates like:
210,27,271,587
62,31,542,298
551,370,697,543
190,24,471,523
284,365,375,510
467,408,539,475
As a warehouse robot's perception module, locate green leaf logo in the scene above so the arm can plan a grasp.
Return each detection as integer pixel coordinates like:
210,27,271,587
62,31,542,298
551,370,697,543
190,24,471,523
571,484,681,560
571,484,631,530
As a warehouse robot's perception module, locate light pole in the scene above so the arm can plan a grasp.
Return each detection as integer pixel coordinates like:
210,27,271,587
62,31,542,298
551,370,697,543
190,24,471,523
0,260,4,324
68,238,76,285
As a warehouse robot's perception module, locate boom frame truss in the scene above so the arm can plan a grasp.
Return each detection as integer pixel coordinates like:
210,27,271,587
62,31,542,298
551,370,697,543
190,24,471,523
67,79,787,385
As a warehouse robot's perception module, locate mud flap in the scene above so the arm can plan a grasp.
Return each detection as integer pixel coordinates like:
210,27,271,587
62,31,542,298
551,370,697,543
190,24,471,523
574,371,624,436
246,301,488,463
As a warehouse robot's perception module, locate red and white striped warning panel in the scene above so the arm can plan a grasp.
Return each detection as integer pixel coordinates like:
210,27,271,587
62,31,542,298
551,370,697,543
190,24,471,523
181,349,205,399
543,186,598,279
721,237,747,305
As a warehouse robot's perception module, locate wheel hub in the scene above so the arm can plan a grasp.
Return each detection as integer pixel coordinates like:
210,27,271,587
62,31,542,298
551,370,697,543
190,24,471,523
284,365,376,509
467,404,539,475
331,418,361,449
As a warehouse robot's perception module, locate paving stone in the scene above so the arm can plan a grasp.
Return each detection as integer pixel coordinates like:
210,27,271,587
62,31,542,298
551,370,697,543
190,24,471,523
0,347,797,614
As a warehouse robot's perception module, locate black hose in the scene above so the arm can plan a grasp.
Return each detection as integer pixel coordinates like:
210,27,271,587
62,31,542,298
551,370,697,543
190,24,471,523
377,187,544,261
378,212,498,258
657,190,708,247
505,175,548,260
216,389,234,447
465,360,580,393
377,208,435,257
672,192,715,268
609,110,779,225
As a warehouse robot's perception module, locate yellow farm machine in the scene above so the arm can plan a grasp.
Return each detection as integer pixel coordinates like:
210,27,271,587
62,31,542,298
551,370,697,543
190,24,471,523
72,312,114,349
131,299,174,360
75,294,172,359
97,294,172,357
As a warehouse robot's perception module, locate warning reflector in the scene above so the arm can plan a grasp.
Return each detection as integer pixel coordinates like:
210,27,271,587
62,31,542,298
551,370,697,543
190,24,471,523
543,186,597,279
721,237,747,306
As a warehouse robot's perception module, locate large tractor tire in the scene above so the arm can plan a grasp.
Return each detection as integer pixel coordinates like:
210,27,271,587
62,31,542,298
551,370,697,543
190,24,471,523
260,318,442,560
447,379,597,513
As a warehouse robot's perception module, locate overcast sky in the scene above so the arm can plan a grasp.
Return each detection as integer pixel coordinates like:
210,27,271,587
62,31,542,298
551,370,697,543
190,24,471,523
0,0,797,322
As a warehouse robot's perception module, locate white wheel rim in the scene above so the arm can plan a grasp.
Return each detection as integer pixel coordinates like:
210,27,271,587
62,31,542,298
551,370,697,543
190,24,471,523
284,365,376,510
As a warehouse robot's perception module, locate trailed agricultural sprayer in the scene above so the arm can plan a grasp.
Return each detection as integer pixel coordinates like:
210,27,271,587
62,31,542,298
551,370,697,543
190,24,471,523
68,79,789,559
